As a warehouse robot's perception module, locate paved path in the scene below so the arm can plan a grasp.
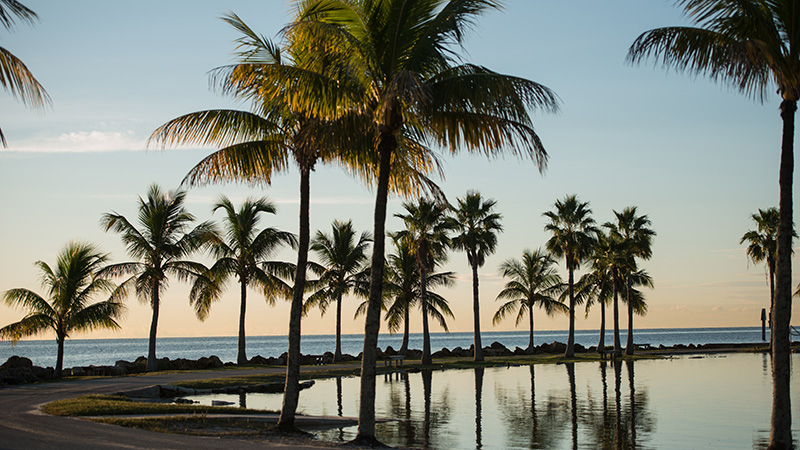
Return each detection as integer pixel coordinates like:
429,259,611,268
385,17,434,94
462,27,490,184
0,366,363,450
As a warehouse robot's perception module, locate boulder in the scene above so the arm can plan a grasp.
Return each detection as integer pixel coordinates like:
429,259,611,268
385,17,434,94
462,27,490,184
383,346,397,357
249,355,269,365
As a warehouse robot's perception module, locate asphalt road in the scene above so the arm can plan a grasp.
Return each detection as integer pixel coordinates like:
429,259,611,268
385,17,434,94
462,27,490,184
0,367,357,450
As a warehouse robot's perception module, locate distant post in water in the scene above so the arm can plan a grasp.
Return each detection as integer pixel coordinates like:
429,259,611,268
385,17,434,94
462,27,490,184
761,308,767,341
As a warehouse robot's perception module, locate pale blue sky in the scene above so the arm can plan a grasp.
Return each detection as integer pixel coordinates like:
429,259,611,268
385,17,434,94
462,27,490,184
0,1,794,339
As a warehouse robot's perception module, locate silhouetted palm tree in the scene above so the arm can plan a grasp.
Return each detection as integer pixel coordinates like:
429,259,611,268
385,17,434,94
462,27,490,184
0,0,50,146
494,249,566,353
288,1,560,441
605,207,655,355
590,229,631,358
0,242,125,378
740,207,780,332
305,220,371,362
190,196,296,365
101,184,212,372
628,2,799,445
450,191,502,361
395,198,453,365
544,195,598,357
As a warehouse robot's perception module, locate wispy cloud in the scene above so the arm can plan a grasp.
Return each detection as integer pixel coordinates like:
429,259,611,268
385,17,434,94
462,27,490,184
7,130,145,153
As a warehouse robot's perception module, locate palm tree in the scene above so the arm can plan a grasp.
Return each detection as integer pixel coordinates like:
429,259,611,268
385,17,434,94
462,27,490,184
623,269,654,350
543,195,598,357
355,233,455,355
101,184,212,372
450,191,503,362
146,13,376,430
0,0,51,146
575,240,618,354
627,3,799,446
305,220,371,362
605,206,655,356
394,198,453,366
190,196,296,365
493,249,566,353
591,228,632,358
288,1,560,441
740,207,780,333
0,242,125,378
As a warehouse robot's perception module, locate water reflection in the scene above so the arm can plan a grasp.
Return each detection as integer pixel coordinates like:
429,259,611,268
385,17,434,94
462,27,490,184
183,353,797,449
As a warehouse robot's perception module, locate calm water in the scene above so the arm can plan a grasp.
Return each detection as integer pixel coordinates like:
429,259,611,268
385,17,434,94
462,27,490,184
0,327,771,368
186,353,800,449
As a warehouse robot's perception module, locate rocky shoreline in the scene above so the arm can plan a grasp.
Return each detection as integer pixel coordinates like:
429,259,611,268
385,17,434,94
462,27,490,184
0,340,772,386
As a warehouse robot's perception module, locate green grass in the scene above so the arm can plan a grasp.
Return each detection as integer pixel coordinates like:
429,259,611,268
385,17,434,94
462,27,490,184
42,395,278,417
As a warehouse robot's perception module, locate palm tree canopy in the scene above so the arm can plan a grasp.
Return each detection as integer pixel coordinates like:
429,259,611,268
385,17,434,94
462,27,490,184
287,0,560,169
605,206,656,262
739,207,786,269
394,198,453,271
0,242,126,343
189,195,297,320
543,195,598,271
627,0,800,103
304,219,372,315
0,0,51,147
100,184,214,305
450,190,503,268
493,249,566,326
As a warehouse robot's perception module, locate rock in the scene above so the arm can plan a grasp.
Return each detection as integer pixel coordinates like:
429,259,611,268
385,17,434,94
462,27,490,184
249,355,269,365
1,356,33,370
383,346,397,356
196,356,224,369
574,343,586,353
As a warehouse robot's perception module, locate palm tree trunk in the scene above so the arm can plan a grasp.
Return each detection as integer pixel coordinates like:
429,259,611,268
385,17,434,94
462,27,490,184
768,99,795,450
334,293,342,362
237,279,247,365
55,333,65,379
612,274,622,358
598,300,606,353
278,165,311,431
146,285,160,372
769,261,776,353
421,268,432,365
474,367,484,448
527,302,535,354
356,143,392,444
400,305,409,355
565,267,575,357
625,278,635,356
472,262,484,362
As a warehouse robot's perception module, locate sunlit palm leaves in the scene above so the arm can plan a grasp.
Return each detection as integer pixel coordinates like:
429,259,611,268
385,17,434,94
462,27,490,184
0,242,125,377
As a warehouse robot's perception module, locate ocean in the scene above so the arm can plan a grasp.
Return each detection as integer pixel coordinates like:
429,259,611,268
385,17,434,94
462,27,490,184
0,326,772,369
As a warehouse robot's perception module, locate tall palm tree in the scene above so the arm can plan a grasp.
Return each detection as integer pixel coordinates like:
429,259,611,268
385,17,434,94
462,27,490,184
288,1,560,441
591,228,632,358
0,0,51,146
0,242,125,378
190,196,296,365
394,198,453,366
575,242,617,354
101,184,212,372
623,269,654,350
356,233,455,355
740,207,780,333
493,249,566,353
606,206,655,356
627,2,799,446
147,13,365,430
305,220,371,362
450,191,503,362
543,195,598,357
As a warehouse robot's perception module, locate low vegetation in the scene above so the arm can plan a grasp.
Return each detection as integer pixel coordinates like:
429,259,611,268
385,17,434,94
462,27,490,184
42,394,277,417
